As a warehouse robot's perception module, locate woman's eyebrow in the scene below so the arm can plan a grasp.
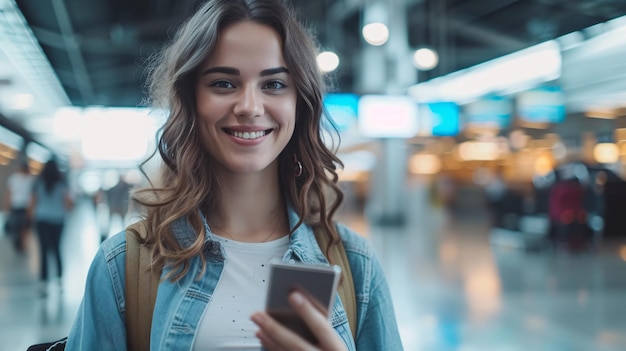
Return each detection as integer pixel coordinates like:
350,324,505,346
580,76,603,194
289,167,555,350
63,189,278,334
260,67,289,76
201,66,289,76
202,66,239,76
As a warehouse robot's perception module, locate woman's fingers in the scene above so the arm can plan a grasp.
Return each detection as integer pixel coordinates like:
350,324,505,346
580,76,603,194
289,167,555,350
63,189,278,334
287,292,346,350
251,311,314,351
251,291,346,351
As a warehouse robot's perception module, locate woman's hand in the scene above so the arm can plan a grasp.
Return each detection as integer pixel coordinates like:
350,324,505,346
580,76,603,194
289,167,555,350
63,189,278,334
251,291,348,351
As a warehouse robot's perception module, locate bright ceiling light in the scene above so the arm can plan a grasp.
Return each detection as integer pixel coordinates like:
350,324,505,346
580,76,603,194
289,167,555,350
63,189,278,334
10,93,34,110
413,48,439,71
408,40,561,104
317,51,340,73
362,23,389,46
0,0,69,108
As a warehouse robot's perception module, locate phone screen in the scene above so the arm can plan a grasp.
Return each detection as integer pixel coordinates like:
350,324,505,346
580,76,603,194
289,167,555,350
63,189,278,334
265,261,341,343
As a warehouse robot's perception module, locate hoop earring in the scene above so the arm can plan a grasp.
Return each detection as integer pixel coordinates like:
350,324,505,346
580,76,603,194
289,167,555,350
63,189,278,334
293,154,303,177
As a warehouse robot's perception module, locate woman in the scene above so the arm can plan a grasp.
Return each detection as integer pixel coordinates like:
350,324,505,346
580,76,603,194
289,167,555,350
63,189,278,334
30,159,73,292
66,0,402,350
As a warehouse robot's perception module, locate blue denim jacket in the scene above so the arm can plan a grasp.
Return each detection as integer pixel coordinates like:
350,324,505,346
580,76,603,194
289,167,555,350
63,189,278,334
66,208,403,350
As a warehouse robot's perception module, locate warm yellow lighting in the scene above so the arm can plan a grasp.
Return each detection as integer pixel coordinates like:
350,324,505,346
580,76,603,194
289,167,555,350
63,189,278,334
337,169,368,182
408,153,442,175
615,128,626,142
586,109,618,119
620,246,626,261
362,22,389,46
458,141,501,161
464,267,502,322
594,143,619,164
509,130,529,150
0,146,17,159
534,153,554,176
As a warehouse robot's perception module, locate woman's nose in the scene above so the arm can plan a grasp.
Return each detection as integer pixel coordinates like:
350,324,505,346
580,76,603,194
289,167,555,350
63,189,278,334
234,86,263,118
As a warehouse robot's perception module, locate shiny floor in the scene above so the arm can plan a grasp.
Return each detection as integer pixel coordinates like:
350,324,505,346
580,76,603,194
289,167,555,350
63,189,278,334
2,183,626,351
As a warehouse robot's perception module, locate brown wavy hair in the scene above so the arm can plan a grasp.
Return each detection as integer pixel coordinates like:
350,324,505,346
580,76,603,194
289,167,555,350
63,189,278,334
134,0,344,281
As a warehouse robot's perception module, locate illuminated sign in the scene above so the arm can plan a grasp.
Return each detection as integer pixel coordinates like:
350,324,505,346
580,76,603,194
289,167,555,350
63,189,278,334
323,93,359,133
358,95,418,138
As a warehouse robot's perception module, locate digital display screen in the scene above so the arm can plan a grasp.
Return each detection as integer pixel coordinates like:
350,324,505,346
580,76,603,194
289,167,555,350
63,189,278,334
358,95,418,138
464,95,512,128
323,93,359,133
421,102,460,136
516,86,566,123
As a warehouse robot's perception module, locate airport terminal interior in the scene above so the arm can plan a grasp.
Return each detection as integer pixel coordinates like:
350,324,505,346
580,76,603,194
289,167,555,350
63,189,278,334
2,0,626,350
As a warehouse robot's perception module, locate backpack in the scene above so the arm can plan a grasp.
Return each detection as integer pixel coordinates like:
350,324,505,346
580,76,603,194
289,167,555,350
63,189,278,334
125,220,357,350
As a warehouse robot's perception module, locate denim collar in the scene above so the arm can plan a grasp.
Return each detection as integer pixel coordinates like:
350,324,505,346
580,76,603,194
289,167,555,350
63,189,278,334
168,205,328,264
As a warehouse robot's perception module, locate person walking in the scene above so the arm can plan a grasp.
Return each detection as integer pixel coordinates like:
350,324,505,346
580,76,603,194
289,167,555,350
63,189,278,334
3,160,35,253
30,159,73,294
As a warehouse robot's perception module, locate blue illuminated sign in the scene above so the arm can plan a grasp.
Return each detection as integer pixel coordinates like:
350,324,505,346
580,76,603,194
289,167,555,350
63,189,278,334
323,93,359,133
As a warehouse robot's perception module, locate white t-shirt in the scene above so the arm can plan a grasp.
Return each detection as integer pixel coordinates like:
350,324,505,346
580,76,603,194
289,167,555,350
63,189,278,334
193,234,289,350
7,172,35,209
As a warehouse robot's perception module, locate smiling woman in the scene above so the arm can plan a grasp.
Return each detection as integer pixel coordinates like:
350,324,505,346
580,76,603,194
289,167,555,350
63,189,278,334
194,20,297,176
63,1,403,350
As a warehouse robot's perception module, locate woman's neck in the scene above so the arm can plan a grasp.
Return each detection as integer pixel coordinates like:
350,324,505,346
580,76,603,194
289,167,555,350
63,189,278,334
209,171,289,242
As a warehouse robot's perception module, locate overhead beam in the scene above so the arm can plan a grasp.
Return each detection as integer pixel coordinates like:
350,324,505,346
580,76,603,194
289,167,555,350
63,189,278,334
90,65,141,89
448,0,523,21
51,0,94,105
445,15,529,49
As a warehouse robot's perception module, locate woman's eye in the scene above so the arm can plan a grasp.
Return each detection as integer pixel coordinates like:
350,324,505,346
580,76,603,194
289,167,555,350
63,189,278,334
210,81,235,89
263,81,286,90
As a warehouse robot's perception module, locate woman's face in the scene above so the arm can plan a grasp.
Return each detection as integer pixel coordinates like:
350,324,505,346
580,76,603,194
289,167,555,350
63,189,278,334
195,20,297,176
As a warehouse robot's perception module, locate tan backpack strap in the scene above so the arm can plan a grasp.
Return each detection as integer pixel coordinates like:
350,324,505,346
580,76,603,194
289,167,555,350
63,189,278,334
314,226,357,340
125,221,159,351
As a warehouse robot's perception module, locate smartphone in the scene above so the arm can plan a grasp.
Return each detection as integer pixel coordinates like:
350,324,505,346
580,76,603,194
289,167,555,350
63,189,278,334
265,260,341,344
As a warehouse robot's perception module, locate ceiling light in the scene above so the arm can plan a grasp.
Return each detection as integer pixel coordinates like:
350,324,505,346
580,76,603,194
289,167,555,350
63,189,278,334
362,2,389,46
413,48,439,71
317,51,340,73
0,0,69,108
408,40,561,104
10,93,34,109
362,23,389,46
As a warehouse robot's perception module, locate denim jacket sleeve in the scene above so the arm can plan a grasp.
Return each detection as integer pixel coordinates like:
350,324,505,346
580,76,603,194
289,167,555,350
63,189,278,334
336,223,404,351
66,232,128,351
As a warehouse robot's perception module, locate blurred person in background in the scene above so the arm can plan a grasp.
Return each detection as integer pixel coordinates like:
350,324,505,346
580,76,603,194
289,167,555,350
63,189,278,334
485,170,506,228
96,172,132,242
65,0,402,349
105,173,131,225
3,160,35,253
30,159,74,295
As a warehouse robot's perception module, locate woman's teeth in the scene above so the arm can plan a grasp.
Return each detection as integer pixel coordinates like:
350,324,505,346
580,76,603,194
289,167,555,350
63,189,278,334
227,130,268,140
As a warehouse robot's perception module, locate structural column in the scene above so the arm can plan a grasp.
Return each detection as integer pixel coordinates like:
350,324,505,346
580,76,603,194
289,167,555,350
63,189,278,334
359,0,416,226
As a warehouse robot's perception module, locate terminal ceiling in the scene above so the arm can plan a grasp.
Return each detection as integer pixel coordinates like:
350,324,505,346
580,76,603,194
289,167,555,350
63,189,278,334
14,0,626,108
